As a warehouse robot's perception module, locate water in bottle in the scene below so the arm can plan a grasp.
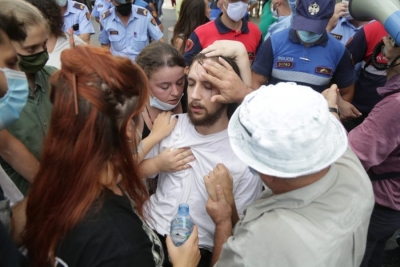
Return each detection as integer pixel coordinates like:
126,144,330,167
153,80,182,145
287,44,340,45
170,203,194,246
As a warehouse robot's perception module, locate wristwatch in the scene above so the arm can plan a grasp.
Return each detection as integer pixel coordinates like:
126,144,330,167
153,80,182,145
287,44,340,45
329,107,340,116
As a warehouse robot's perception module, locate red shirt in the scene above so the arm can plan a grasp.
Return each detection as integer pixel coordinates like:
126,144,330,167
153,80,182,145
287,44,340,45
183,15,262,65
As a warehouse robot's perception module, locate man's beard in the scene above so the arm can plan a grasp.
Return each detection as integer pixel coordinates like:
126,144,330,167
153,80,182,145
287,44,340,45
188,101,226,127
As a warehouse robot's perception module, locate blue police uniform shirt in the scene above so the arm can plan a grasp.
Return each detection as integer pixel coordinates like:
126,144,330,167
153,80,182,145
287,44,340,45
331,18,369,83
264,15,292,41
330,17,364,45
99,5,163,62
133,0,162,26
63,0,95,35
252,28,354,93
91,0,113,19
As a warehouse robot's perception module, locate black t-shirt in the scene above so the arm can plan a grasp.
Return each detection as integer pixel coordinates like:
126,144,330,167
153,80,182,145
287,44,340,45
54,190,163,267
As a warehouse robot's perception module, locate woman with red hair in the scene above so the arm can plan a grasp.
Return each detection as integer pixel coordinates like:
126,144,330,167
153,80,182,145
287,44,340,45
22,46,200,267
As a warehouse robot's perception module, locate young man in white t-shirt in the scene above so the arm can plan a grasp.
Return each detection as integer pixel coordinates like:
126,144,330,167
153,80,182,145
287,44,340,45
141,54,263,267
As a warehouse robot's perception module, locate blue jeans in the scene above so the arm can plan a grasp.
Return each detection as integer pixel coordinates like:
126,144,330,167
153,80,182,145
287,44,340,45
361,204,400,267
157,0,164,15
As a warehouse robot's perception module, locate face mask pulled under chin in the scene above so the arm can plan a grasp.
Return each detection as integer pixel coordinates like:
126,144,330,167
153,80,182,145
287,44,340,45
149,94,183,111
225,1,248,22
0,68,29,130
297,30,322,44
116,3,133,16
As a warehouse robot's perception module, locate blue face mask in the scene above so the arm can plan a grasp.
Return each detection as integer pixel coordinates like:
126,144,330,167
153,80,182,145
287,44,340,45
0,68,29,130
297,30,322,44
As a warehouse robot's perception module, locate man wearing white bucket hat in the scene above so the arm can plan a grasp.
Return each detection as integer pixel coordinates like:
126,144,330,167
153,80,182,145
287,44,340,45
201,82,375,267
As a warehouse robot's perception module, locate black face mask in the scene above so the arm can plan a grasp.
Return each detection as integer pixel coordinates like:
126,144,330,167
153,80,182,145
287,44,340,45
116,3,132,16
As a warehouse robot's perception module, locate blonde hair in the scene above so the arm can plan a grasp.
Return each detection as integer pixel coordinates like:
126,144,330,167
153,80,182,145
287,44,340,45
0,0,48,31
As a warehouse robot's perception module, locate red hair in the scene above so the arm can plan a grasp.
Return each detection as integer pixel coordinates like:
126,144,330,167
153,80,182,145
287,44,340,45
23,46,150,266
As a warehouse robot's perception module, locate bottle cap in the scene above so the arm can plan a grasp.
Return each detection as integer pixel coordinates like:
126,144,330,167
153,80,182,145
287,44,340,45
178,203,189,215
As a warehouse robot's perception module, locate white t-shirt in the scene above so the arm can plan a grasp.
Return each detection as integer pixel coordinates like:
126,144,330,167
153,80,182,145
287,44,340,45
145,114,263,249
47,33,86,69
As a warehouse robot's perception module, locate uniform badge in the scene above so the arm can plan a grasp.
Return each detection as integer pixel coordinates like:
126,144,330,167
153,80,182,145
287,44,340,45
185,39,194,52
248,52,255,60
98,4,103,7
137,8,148,16
86,12,91,21
276,61,294,68
315,66,333,75
308,2,320,16
73,2,85,10
110,30,119,35
102,10,111,19
151,18,157,26
330,33,343,41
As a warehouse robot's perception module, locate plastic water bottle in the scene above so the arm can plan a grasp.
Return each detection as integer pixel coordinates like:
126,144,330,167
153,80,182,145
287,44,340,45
170,203,194,246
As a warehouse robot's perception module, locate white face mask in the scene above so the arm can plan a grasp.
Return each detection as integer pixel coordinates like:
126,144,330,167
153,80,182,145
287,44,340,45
149,94,183,111
224,0,248,22
56,0,68,6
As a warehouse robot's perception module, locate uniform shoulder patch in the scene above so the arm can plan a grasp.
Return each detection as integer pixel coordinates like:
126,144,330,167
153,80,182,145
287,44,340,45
151,18,157,26
102,9,111,19
73,2,85,10
137,8,148,16
185,39,194,52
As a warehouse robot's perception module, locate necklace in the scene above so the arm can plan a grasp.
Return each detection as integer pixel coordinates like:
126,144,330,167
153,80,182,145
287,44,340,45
145,105,154,125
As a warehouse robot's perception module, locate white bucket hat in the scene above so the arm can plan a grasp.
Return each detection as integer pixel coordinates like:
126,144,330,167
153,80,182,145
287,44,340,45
228,83,348,178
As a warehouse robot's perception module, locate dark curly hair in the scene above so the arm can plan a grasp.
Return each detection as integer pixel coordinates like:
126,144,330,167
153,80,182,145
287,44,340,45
0,12,26,44
26,0,64,38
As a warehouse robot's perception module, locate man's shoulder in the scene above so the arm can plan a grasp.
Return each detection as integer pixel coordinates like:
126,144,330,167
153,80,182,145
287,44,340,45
194,20,217,35
101,8,113,21
42,66,58,76
71,1,87,12
246,21,262,35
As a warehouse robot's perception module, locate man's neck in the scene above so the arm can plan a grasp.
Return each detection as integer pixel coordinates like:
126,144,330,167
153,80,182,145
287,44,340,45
349,20,369,29
117,12,131,26
278,6,291,17
194,114,229,136
220,13,243,32
27,73,36,91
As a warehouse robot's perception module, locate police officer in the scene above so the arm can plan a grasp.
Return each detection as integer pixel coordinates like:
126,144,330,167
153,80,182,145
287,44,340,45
252,0,358,120
133,0,163,31
92,0,113,25
99,0,164,62
57,0,95,43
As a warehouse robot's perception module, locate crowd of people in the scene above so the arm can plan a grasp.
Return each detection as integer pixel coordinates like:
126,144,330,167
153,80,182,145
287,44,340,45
0,0,399,266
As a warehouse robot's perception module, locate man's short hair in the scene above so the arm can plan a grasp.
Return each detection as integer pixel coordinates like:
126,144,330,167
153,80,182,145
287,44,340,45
190,53,242,78
190,53,240,118
0,12,26,44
